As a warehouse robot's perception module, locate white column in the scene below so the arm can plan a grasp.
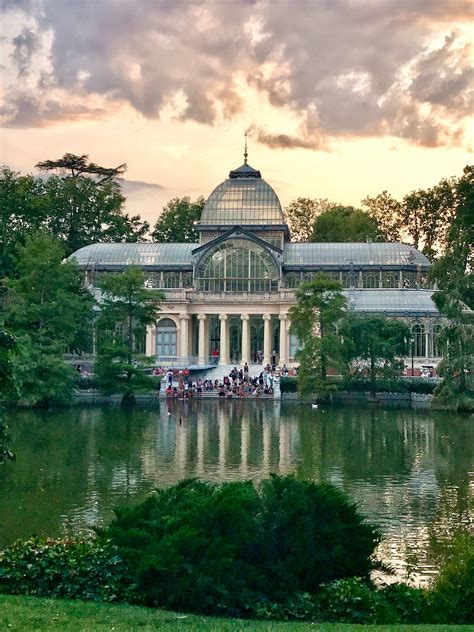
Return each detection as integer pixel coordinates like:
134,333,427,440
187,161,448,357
262,314,272,365
197,314,207,365
219,314,229,365
241,313,250,364
179,313,190,359
279,313,288,365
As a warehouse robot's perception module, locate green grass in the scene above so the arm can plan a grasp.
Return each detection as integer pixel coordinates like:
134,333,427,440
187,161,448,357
1,595,473,631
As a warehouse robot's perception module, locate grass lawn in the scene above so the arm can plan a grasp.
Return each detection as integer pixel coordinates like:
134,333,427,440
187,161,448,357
1,595,473,631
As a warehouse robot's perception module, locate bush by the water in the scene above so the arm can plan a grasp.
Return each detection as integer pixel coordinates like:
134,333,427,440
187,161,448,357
103,475,380,614
0,537,134,602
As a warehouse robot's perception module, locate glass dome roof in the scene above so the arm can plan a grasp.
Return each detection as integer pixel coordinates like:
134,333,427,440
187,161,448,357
200,163,285,226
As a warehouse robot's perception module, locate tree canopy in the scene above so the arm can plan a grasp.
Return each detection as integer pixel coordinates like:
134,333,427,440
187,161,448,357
341,316,408,395
0,157,149,275
310,206,384,242
284,197,332,242
95,268,162,405
289,274,347,396
3,233,94,407
152,197,205,243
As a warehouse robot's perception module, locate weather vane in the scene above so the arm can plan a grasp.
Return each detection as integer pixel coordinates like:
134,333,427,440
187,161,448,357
244,131,248,165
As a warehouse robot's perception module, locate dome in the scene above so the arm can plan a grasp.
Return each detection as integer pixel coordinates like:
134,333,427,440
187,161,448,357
200,163,285,226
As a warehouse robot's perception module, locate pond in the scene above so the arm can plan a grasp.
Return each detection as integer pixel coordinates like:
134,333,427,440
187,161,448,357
1,401,472,586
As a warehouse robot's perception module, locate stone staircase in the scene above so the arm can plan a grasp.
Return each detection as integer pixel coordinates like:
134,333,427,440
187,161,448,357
201,363,265,382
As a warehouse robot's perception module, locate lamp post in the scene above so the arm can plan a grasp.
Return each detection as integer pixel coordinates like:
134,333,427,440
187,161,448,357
410,336,415,377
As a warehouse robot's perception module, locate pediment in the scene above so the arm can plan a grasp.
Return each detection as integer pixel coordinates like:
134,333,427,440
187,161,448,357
191,225,283,258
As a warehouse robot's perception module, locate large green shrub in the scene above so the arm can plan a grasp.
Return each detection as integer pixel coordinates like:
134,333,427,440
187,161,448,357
430,531,474,624
0,537,135,603
103,476,380,614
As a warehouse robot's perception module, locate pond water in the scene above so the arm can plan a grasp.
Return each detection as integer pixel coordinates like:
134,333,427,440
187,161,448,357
1,401,472,586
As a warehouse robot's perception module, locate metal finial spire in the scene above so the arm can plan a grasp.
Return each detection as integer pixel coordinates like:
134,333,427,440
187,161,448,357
244,131,248,165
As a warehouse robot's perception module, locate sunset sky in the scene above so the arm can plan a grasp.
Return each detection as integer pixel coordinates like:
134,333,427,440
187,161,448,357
1,0,473,225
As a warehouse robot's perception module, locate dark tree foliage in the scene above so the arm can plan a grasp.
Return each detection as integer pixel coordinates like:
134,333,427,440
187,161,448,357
104,476,380,615
0,157,149,271
341,316,409,396
310,206,385,243
152,196,205,243
4,233,94,407
0,329,17,462
289,274,346,395
95,267,162,405
36,152,127,183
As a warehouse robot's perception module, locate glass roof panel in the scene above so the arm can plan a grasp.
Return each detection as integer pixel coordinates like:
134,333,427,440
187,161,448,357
69,243,196,266
345,289,438,313
284,243,431,266
200,178,285,225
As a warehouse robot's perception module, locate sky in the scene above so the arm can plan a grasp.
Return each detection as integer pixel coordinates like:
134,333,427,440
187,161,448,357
1,0,473,226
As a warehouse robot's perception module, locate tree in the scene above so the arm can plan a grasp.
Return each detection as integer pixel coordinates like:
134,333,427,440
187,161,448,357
431,165,473,309
361,191,402,242
1,156,149,275
36,154,149,255
310,206,385,242
4,233,94,407
36,152,127,183
95,267,162,405
151,196,205,243
0,329,17,462
289,274,346,397
284,197,333,242
0,167,48,278
341,315,409,396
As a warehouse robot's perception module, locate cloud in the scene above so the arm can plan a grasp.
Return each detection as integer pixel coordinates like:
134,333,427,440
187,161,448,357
119,178,165,194
0,0,472,149
11,26,40,76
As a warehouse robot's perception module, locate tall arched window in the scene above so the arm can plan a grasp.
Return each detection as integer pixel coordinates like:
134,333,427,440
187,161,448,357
363,273,379,288
195,239,279,292
156,318,177,357
382,272,399,288
411,323,426,357
342,272,356,288
163,272,180,288
285,273,300,289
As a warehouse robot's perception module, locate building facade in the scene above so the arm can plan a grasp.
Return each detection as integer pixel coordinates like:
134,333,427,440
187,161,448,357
71,160,445,368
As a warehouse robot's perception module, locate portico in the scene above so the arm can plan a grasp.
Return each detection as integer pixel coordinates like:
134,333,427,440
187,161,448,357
155,310,289,367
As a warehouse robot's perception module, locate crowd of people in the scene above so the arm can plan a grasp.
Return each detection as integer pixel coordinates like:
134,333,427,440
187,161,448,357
163,363,281,399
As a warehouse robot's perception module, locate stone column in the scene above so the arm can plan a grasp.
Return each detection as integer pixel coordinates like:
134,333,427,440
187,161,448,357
279,313,288,365
241,314,250,364
197,314,207,365
262,314,272,365
145,324,155,356
179,313,190,360
219,314,229,365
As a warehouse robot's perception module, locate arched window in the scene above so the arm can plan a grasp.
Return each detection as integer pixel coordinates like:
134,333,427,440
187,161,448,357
285,273,300,289
403,272,417,288
382,272,399,288
156,318,177,357
195,239,279,293
342,272,356,288
163,272,180,288
432,323,444,357
182,272,193,288
144,272,161,288
363,273,379,288
411,323,426,357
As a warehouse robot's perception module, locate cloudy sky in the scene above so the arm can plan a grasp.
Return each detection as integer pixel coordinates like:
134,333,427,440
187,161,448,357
1,0,473,224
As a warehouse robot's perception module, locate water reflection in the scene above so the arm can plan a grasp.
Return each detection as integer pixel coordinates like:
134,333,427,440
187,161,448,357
0,401,472,586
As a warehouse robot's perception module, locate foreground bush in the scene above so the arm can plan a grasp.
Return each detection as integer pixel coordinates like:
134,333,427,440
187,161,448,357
0,537,135,603
429,531,474,624
103,475,380,614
